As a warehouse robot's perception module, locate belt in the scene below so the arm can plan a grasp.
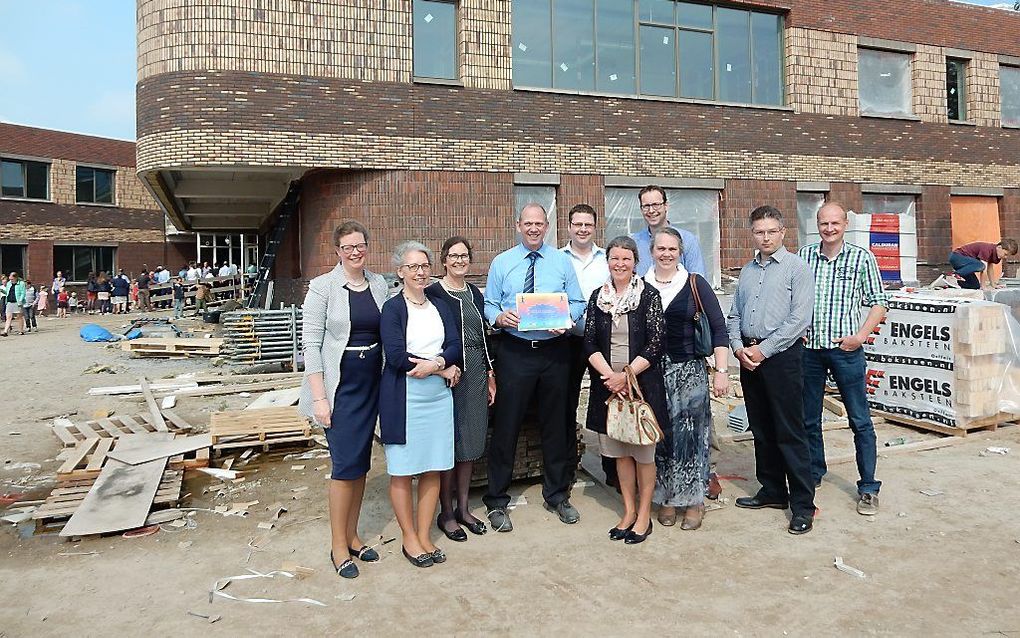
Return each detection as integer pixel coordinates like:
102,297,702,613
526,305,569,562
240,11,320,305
741,336,761,347
344,342,379,358
504,334,564,350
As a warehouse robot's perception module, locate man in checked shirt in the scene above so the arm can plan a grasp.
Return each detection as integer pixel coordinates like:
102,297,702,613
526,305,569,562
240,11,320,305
799,202,889,515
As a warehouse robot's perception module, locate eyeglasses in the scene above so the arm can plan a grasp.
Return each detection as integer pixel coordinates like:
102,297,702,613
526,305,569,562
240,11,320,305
570,222,595,229
338,242,368,255
446,253,471,262
639,201,667,211
400,263,432,273
752,229,784,238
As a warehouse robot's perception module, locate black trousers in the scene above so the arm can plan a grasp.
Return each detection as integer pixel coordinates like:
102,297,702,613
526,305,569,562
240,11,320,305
484,334,575,510
740,340,816,517
566,334,618,486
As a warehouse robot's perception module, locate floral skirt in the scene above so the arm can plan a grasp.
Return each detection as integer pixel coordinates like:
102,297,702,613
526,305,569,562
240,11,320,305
653,357,711,507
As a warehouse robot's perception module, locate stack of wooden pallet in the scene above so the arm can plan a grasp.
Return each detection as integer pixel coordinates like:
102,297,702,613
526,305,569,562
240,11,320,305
51,411,192,447
210,406,313,453
121,337,223,358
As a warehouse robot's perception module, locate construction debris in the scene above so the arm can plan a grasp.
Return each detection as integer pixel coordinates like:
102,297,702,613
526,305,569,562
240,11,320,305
220,307,302,367
210,407,312,453
833,556,867,579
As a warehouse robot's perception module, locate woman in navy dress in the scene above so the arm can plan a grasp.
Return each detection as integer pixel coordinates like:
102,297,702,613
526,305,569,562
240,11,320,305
299,221,389,580
380,241,462,568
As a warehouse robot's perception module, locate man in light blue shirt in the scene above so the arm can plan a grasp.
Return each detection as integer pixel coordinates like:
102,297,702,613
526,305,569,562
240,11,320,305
630,185,706,277
483,203,586,532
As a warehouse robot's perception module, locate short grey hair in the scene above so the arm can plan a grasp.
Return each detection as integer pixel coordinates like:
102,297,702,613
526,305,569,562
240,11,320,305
516,202,549,222
392,240,433,267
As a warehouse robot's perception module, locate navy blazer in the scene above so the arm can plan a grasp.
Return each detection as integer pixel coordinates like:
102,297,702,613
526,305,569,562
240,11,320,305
378,289,463,445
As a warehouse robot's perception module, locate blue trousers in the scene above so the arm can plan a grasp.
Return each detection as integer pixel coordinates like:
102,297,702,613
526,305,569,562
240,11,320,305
949,252,984,289
802,347,881,494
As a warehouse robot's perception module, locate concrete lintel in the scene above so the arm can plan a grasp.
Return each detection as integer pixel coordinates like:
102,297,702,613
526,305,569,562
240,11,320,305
796,181,830,192
950,186,1004,197
1000,54,1020,67
604,176,724,190
858,37,917,54
514,172,560,185
944,48,976,60
860,183,925,195
0,152,53,165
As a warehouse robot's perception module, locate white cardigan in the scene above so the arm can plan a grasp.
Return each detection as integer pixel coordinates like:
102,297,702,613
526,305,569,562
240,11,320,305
297,263,389,417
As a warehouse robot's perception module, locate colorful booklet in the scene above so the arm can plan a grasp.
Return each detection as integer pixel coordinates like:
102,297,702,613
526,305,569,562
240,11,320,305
516,292,572,331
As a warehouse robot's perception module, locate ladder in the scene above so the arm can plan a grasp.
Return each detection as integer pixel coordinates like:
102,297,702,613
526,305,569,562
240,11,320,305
246,181,300,309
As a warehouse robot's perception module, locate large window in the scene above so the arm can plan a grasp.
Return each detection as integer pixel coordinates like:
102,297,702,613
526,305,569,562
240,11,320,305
413,0,457,80
796,191,826,248
0,245,26,277
75,166,115,204
946,58,967,122
860,194,917,284
53,245,116,282
604,186,721,286
1,159,49,200
1002,65,1020,128
512,0,784,106
858,48,912,117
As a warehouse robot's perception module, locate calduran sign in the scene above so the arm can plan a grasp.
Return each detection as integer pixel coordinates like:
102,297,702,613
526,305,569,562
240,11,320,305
862,296,957,427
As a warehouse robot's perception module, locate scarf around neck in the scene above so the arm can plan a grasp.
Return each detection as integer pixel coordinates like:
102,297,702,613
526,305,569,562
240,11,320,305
596,275,644,326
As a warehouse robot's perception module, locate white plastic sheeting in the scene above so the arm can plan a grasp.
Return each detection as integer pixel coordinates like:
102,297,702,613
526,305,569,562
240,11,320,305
1001,65,1020,127
859,48,912,117
514,185,558,246
797,191,826,247
604,187,720,287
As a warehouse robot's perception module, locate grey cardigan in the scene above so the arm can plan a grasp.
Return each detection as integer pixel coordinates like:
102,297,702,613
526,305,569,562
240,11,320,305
298,264,389,418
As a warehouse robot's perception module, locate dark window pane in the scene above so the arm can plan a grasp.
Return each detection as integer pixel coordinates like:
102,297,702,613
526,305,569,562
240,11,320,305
73,246,92,281
76,166,94,203
513,0,553,87
1003,66,1020,127
96,247,115,274
677,2,712,29
1,160,24,198
94,169,114,204
639,25,676,97
413,0,457,79
553,0,595,91
53,246,74,280
751,12,782,105
678,29,714,99
716,8,751,103
638,0,673,24
25,161,48,199
596,0,636,93
0,245,25,277
947,59,964,121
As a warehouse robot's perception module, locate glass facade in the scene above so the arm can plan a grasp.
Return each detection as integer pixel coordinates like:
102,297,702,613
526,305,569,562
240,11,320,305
512,0,784,106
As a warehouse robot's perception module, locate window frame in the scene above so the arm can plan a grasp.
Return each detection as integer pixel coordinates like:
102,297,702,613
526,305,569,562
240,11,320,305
0,156,51,202
75,164,117,206
857,46,915,119
1001,64,1020,129
412,0,461,84
512,0,787,110
52,244,117,284
945,57,968,122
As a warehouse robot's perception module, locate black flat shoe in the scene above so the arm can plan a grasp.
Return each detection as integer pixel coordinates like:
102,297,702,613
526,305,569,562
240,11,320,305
788,515,814,535
455,508,487,535
735,495,789,510
348,545,380,562
437,514,468,542
402,546,434,568
624,520,653,545
330,550,359,579
430,547,447,564
609,521,635,541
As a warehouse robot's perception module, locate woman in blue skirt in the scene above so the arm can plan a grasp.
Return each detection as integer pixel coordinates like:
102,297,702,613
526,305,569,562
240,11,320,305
380,241,462,569
299,221,389,580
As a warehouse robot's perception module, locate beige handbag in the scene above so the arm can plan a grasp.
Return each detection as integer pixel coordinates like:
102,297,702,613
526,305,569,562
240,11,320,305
605,366,664,446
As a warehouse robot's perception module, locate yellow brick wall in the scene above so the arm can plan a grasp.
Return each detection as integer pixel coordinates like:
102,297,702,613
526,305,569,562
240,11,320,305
913,45,948,123
45,159,158,209
459,0,512,90
0,223,163,244
785,27,859,116
967,52,1001,127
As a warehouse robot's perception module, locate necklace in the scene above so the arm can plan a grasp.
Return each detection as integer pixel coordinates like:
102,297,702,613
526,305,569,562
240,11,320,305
403,293,428,307
442,277,468,292
654,274,674,285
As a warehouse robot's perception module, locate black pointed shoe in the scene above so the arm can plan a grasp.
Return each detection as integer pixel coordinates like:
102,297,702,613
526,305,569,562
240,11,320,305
624,520,653,544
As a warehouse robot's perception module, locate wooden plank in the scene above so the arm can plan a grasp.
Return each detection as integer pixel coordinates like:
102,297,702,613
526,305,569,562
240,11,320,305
95,418,123,438
140,378,168,432
826,436,963,465
107,434,212,466
174,378,301,398
88,380,199,397
161,409,194,431
823,396,847,417
723,419,850,443
118,415,149,435
59,434,173,537
57,439,99,476
71,421,101,440
52,424,79,447
85,438,115,472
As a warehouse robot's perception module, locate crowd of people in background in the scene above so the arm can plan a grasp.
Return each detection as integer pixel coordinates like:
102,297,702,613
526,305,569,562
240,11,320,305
0,260,259,334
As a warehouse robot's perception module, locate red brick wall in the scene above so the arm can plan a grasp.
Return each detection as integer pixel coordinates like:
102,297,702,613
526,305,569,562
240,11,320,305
116,242,170,277
164,239,198,272
559,174,605,245
828,183,864,216
720,180,797,271
26,240,52,282
1002,189,1020,277
916,186,952,266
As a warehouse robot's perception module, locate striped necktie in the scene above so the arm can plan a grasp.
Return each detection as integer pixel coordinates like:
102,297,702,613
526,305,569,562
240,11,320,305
524,251,540,294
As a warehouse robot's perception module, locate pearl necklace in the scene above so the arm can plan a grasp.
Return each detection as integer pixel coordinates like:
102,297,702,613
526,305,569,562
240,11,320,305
442,278,468,292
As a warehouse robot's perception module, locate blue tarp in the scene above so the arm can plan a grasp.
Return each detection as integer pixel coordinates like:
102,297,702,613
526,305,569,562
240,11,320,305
79,324,117,342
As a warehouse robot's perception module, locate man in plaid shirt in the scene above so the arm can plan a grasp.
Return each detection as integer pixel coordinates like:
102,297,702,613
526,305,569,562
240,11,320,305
799,202,889,515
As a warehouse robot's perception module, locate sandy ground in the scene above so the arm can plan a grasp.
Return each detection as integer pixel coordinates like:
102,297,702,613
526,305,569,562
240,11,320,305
2,310,1020,637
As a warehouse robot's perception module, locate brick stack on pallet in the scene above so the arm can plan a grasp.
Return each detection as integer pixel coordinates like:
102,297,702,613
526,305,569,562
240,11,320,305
470,419,586,488
954,303,1013,425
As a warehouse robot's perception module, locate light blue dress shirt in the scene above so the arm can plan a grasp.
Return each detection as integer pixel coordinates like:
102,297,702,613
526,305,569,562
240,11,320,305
484,243,586,340
630,224,706,277
561,242,608,336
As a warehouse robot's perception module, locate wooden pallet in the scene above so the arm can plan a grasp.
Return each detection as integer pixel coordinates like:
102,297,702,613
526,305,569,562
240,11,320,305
872,409,1015,438
52,411,192,448
32,469,184,533
56,436,209,481
210,406,312,452
122,337,223,358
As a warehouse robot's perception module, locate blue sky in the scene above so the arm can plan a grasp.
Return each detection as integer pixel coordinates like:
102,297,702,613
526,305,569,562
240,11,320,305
0,0,1016,141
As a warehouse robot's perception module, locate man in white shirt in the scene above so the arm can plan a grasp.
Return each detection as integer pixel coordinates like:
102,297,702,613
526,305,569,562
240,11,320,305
218,262,232,277
560,203,615,487
186,262,200,281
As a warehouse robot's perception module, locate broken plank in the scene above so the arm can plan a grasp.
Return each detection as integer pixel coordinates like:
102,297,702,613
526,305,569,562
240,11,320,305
107,434,212,466
140,378,168,432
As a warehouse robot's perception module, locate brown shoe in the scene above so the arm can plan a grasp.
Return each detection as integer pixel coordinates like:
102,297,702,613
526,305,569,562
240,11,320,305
657,506,678,527
707,473,722,500
681,504,704,530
